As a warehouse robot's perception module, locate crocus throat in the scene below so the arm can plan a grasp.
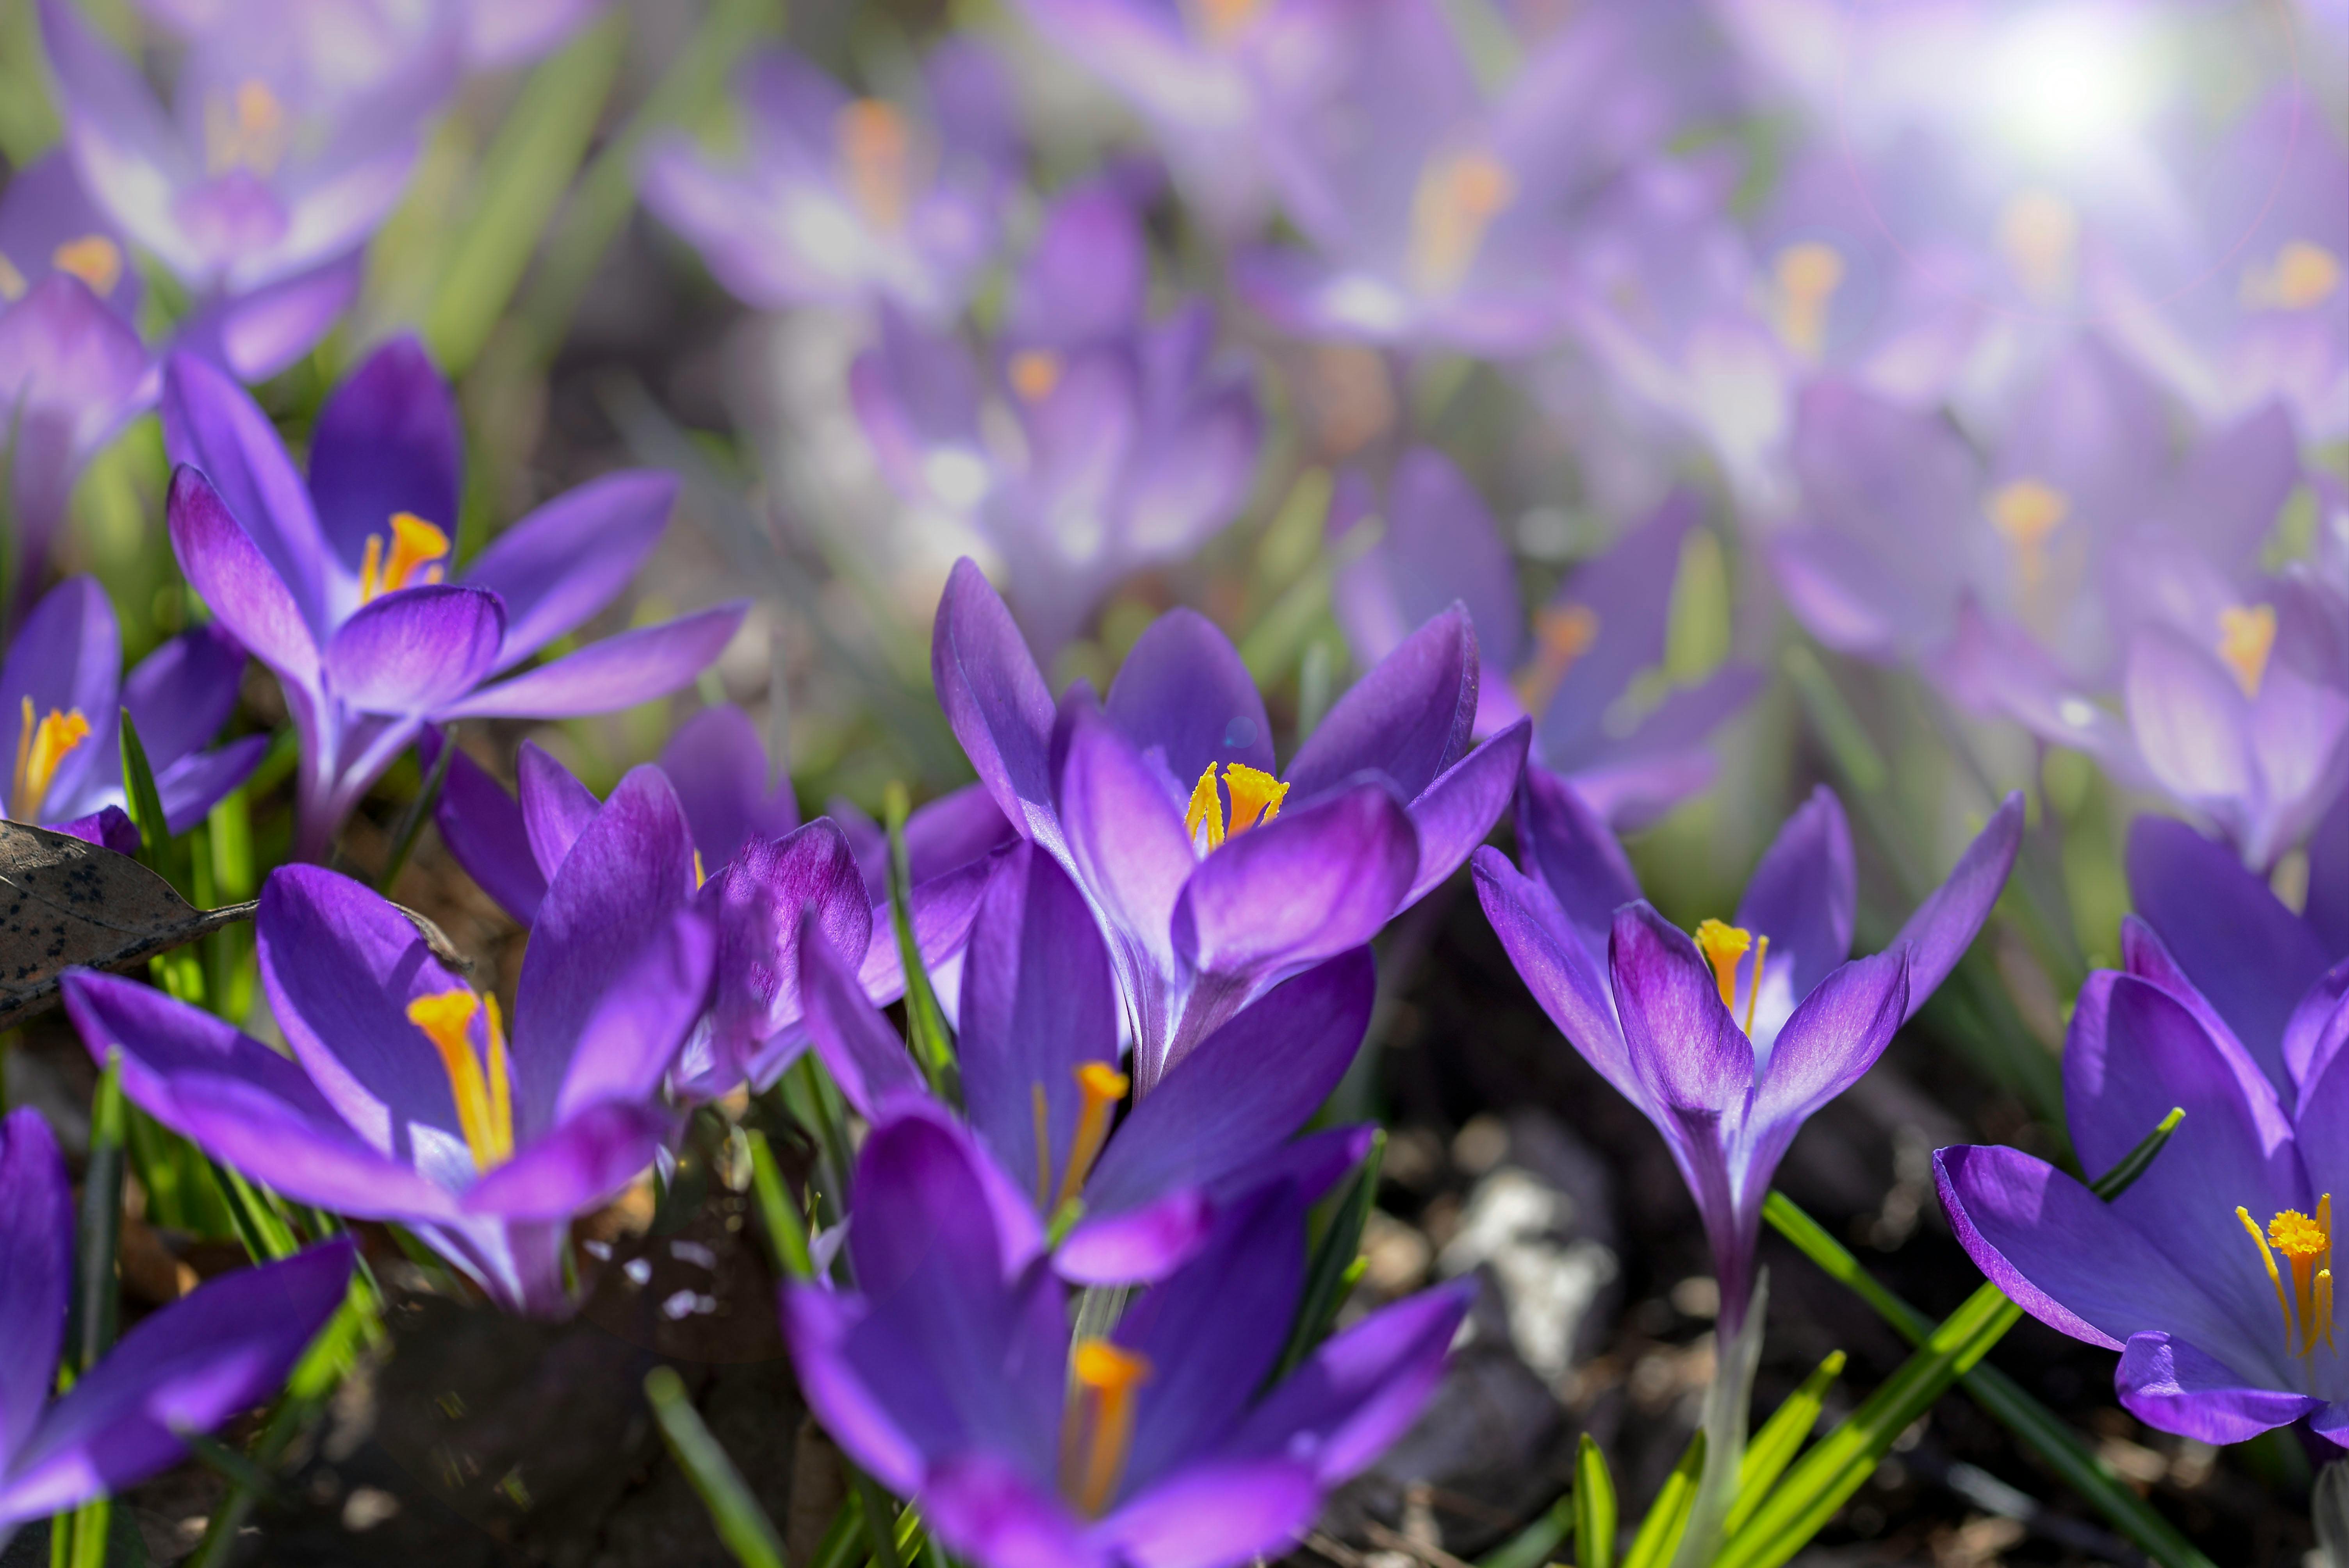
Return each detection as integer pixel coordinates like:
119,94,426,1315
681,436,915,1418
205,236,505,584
1998,191,2078,300
2217,604,2276,698
1513,603,1600,716
50,235,123,297
205,79,290,177
0,253,22,300
1009,349,1062,402
2238,1196,2335,1360
838,99,912,233
1184,762,1289,853
1408,151,1516,296
1989,479,2068,595
407,989,514,1173
1695,918,1768,1035
10,698,91,824
2241,241,2342,312
1773,242,1845,358
359,513,451,602
1034,1061,1130,1211
1061,1340,1152,1516
1192,0,1263,46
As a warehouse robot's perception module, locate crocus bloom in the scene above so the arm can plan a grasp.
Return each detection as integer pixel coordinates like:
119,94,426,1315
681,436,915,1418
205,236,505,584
0,151,141,328
1330,451,1757,826
0,1108,355,1548
851,177,1262,657
800,838,1378,1282
934,559,1529,1093
1935,912,2349,1446
783,1107,1473,1568
37,0,452,377
640,41,1017,321
160,341,745,858
0,272,148,617
1473,773,2024,1330
62,770,715,1314
2,576,261,849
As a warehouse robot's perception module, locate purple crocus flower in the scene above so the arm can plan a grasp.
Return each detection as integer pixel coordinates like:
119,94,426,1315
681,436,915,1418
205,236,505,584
37,0,453,378
799,838,1378,1283
62,769,715,1315
1330,450,1757,827
2,576,262,850
1473,772,2024,1330
851,177,1262,658
159,341,745,859
1935,905,2349,1447
0,1107,355,1551
0,271,148,616
782,1107,1472,1568
0,151,142,328
934,559,1530,1094
640,40,1017,322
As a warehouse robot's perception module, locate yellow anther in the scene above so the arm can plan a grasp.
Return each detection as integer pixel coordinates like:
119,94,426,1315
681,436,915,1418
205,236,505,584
205,78,289,176
1053,1062,1130,1211
838,99,911,232
2240,1196,2335,1358
692,849,707,890
1513,603,1601,716
1407,150,1516,296
1773,242,1846,358
407,989,514,1173
1989,479,2069,594
0,251,24,301
1998,191,2078,301
1184,763,1226,852
1222,763,1288,836
1693,919,1752,1011
1064,1340,1153,1515
1009,349,1062,403
49,235,121,298
10,698,91,825
360,512,451,602
2242,241,2342,312
2217,603,2277,699
1744,934,1769,1035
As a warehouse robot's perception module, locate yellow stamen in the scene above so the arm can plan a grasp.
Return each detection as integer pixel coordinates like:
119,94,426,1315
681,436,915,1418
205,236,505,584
1512,603,1600,716
2241,1197,2336,1358
205,78,289,176
0,251,24,301
1744,934,1770,1036
2217,604,2276,699
1988,479,2069,595
1773,242,1845,358
10,698,92,825
50,235,122,298
1222,763,1288,836
2241,241,2342,312
1184,763,1226,852
1192,0,1262,45
838,99,911,233
692,850,707,889
1998,191,2078,301
1064,1340,1152,1515
1407,151,1516,296
1693,919,1752,1011
407,990,514,1172
1054,1062,1129,1211
360,512,451,602
1009,349,1062,402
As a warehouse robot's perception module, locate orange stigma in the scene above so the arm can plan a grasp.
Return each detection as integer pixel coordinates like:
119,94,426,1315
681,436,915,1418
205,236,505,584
50,235,123,297
2241,241,2342,312
359,512,451,602
1062,1340,1153,1515
1009,349,1062,402
1773,242,1845,358
2217,604,2277,699
1184,762,1289,852
408,989,513,1172
838,99,912,232
1513,602,1600,716
10,698,92,824
1052,1062,1131,1211
1989,479,2068,596
2239,1196,2335,1359
205,78,289,176
1407,150,1516,296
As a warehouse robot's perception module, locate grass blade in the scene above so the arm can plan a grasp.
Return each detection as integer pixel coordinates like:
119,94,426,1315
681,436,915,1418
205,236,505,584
1274,1130,1385,1379
1476,1494,1567,1568
745,1127,814,1281
645,1367,786,1568
1623,1431,1705,1568
1576,1433,1618,1568
1725,1350,1845,1537
882,783,956,1102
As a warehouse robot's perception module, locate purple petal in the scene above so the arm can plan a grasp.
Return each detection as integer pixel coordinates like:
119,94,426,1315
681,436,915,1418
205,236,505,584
160,354,330,636
1097,1460,1321,1568
1732,785,1857,1030
1514,762,1642,958
322,585,505,716
1007,179,1147,346
1558,664,1761,829
1221,1279,1476,1485
462,472,679,669
957,843,1117,1198
513,768,700,1134
2298,1039,2349,1215
52,806,138,855
517,741,601,886
932,558,1064,851
1057,702,1196,990
2285,959,2349,1103
442,605,745,720
2124,627,2256,829
0,577,119,820
1285,606,1477,805
166,466,320,690
1532,494,1699,755
1470,848,1636,1101
1344,446,1525,674
551,903,714,1123
0,1241,353,1526
306,335,460,581
2306,788,2349,956
429,739,546,925
918,1454,1093,1566
121,622,245,775
173,254,360,383
153,735,266,834
1887,792,2024,1021
2114,1332,2324,1446
1400,720,1529,908
855,841,1007,1009
659,705,798,865
460,1101,675,1222
708,818,874,1084
0,1108,70,1466
1608,902,1753,1118
32,0,191,277
1752,950,1909,1133
1054,1192,1213,1289
1104,608,1275,786
799,912,929,1120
